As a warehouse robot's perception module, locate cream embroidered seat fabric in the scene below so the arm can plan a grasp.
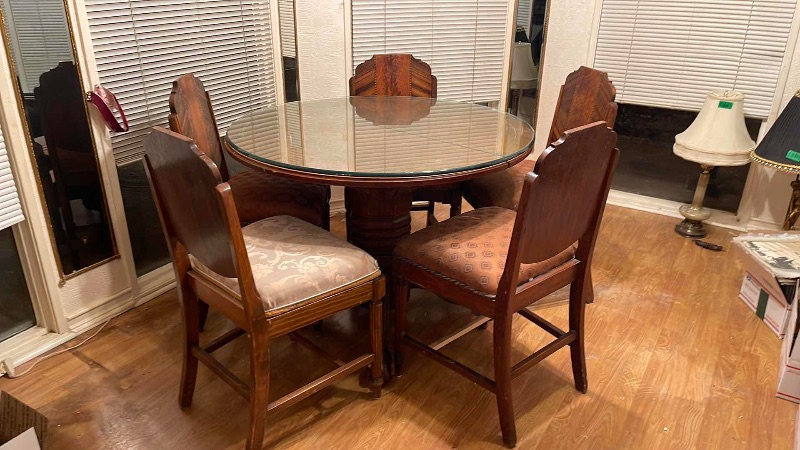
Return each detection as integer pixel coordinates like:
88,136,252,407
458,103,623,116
190,215,380,316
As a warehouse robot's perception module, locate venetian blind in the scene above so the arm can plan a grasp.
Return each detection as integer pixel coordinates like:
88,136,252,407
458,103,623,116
0,127,25,231
516,0,531,32
593,0,798,118
278,0,295,58
351,0,509,102
84,0,278,165
3,0,74,92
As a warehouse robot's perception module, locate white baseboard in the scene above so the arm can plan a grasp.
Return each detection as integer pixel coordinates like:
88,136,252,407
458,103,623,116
607,189,749,232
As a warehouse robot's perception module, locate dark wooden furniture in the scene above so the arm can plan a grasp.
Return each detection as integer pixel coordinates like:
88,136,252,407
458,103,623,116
350,54,460,226
143,127,385,450
393,122,619,447
223,97,534,273
461,66,618,211
169,73,330,229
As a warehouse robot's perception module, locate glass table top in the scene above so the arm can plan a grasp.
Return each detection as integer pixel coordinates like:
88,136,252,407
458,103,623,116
224,96,534,179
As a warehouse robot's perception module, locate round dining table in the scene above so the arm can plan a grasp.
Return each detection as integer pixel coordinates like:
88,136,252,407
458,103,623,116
224,96,534,272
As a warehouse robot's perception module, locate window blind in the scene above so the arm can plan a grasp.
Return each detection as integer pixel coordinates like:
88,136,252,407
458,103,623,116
593,0,797,119
84,0,279,165
351,0,509,103
0,127,25,231
516,0,531,32
3,0,74,92
278,0,295,58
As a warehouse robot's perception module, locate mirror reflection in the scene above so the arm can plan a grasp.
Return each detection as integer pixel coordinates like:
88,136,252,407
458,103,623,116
278,0,299,101
509,0,547,124
1,0,117,275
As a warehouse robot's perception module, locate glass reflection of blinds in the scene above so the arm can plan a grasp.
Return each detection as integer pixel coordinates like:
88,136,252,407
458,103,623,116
84,0,278,164
353,103,504,173
351,0,509,103
593,0,797,118
0,127,25,231
516,0,532,32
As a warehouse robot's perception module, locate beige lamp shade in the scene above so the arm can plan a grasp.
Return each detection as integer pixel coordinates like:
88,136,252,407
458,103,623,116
510,42,537,90
673,90,755,166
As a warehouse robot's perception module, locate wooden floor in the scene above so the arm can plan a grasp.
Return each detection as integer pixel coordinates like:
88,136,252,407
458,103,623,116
1,205,796,449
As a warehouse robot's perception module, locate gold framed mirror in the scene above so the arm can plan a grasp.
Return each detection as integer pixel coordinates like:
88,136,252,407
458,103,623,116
278,0,300,102
0,0,118,278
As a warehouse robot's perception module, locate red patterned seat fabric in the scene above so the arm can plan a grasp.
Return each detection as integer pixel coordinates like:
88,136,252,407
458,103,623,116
394,206,575,297
461,160,534,210
228,169,329,226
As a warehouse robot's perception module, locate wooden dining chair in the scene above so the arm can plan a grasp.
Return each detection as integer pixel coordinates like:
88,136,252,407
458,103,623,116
393,122,618,447
349,54,460,226
169,73,331,229
143,127,385,450
461,66,618,211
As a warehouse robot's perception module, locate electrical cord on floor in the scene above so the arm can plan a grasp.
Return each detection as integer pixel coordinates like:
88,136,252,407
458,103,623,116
2,319,112,379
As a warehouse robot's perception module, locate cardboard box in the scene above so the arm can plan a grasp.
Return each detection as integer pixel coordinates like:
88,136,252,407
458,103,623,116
739,273,793,338
777,282,800,403
0,392,46,450
733,234,800,338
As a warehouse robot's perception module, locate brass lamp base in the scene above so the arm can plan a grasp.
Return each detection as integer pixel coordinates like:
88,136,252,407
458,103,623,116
675,218,708,238
783,176,800,230
675,164,713,238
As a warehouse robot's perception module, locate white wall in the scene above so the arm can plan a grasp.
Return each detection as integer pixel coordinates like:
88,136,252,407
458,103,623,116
294,0,349,210
533,0,598,156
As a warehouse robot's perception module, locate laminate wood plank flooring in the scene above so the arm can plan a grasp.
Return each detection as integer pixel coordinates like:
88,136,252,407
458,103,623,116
1,205,795,449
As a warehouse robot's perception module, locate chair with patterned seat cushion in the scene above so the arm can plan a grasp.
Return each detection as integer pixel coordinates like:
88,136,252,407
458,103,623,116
169,73,331,228
349,53,461,226
144,127,384,450
393,122,618,447
461,66,618,211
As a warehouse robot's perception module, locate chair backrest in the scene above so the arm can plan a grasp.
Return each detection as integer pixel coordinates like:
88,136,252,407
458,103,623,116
505,122,618,279
548,67,617,144
350,54,437,98
169,74,229,180
143,127,238,278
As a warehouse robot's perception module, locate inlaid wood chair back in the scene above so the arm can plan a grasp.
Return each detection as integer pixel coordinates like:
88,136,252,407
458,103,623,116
547,66,618,144
393,122,619,447
143,127,384,450
350,54,437,98
143,128,238,279
168,73,331,229
169,73,230,179
350,54,459,226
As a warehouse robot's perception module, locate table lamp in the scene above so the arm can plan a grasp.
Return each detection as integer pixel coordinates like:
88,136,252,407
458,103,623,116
750,89,800,230
673,90,755,238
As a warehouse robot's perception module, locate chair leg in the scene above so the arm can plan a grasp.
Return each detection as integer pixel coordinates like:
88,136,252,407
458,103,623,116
584,271,595,304
425,201,436,226
569,271,589,393
322,199,331,231
493,316,517,448
247,338,270,450
198,300,209,332
178,286,201,408
449,191,462,218
369,298,384,398
393,275,410,376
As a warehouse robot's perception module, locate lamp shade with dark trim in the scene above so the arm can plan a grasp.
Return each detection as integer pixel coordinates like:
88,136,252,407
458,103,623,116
751,90,800,174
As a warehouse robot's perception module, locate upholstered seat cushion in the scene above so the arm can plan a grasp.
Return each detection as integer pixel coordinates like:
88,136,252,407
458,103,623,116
229,169,330,226
461,160,534,210
191,215,380,316
394,207,575,297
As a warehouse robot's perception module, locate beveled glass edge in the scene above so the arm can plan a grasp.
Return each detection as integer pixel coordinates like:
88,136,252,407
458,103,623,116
224,98,535,179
